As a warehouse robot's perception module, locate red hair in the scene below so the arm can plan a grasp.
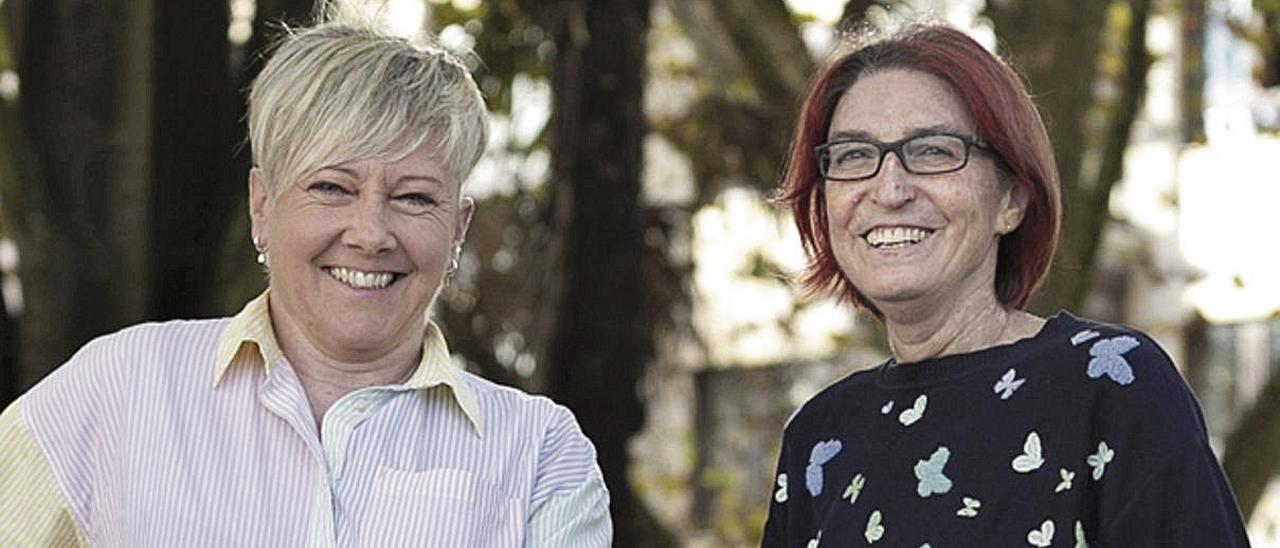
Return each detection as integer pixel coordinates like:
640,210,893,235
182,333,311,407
778,25,1061,314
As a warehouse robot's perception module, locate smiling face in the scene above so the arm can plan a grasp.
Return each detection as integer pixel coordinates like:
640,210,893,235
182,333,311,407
824,69,1027,316
250,146,473,363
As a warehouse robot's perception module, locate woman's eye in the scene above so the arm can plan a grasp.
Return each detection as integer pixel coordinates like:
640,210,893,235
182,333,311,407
836,148,873,163
396,193,437,209
307,182,349,195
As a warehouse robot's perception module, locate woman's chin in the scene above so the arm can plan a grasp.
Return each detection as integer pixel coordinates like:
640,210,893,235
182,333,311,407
316,320,417,361
851,275,929,303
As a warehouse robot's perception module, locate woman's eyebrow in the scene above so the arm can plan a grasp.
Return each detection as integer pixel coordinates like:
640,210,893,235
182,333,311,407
827,124,968,142
396,174,445,186
904,124,967,138
828,128,875,141
315,165,359,177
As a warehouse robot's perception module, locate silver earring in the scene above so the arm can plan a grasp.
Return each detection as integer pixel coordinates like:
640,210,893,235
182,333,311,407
253,236,267,265
447,245,461,276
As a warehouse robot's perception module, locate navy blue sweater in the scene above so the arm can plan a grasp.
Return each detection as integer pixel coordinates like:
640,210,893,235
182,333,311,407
762,313,1249,547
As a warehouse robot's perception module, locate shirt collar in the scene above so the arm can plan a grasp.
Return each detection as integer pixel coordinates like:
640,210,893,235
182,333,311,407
213,291,484,436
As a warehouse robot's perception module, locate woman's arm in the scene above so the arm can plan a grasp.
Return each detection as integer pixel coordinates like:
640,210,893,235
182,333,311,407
1097,439,1248,546
1091,331,1250,545
523,404,612,547
0,401,88,547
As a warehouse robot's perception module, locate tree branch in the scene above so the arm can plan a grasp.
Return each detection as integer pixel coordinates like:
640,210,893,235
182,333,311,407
1222,367,1280,521
1065,0,1153,312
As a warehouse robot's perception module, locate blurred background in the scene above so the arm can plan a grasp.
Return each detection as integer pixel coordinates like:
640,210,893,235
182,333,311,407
1,0,1279,545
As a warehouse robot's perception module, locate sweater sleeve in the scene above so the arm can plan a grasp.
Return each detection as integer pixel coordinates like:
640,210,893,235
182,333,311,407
0,399,88,547
1091,331,1249,546
763,410,817,548
761,439,791,547
1097,438,1249,546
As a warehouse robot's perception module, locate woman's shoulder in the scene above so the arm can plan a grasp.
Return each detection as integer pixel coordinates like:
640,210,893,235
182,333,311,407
1037,313,1209,446
457,372,604,489
782,363,885,436
459,370,559,409
15,318,233,467
1039,312,1187,396
70,317,230,359
458,371,592,438
27,317,231,394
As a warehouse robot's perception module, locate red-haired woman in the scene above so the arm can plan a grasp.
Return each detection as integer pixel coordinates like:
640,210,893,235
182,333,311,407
762,24,1248,546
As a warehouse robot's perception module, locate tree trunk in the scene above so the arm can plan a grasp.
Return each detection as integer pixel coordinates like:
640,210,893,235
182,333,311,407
0,4,23,407
706,0,810,108
148,0,236,319
987,0,1107,315
1066,0,1152,313
540,0,674,544
0,271,15,405
661,0,812,203
1180,0,1207,143
988,0,1151,315
1222,369,1280,522
5,0,150,390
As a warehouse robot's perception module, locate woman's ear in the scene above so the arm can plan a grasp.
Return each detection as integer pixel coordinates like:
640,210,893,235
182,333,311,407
249,168,270,242
999,182,1030,236
454,196,476,248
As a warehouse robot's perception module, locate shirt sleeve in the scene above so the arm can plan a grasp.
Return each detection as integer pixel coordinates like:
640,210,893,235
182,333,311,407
524,475,611,547
0,399,87,547
523,404,612,547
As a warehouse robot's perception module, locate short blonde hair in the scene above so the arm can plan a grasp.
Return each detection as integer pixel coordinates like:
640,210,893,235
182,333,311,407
248,20,488,197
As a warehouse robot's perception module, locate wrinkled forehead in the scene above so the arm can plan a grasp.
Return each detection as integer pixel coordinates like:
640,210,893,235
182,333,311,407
829,69,976,142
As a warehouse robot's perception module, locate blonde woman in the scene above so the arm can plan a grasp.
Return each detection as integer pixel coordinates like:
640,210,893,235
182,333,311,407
0,20,610,547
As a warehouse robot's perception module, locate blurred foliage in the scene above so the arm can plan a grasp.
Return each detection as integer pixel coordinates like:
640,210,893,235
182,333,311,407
1251,0,1280,85
433,0,551,115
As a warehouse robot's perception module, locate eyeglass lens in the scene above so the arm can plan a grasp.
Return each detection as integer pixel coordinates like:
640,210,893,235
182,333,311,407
823,134,969,180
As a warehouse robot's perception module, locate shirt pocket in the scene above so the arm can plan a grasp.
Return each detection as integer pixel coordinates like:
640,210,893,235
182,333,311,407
361,467,525,548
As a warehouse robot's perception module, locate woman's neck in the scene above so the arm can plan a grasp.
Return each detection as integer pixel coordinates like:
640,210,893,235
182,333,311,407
881,292,1044,364
269,310,421,428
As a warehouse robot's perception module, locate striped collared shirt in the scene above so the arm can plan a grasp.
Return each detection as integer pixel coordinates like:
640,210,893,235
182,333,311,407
0,292,611,546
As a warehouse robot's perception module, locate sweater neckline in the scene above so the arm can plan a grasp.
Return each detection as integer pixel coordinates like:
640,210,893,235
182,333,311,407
874,311,1078,389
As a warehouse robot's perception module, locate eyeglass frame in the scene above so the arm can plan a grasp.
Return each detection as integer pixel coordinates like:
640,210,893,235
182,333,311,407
814,132,996,182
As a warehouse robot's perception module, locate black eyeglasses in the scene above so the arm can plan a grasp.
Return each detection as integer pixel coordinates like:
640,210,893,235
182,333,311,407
815,133,993,181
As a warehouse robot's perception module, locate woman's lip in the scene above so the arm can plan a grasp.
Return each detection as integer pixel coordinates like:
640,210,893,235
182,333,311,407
320,264,407,274
861,225,938,248
323,266,405,290
858,223,938,237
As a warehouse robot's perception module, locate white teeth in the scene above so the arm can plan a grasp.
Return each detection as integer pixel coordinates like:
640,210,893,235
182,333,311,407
326,267,395,290
865,227,932,248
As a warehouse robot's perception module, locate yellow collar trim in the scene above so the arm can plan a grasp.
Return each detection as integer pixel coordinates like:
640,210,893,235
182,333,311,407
213,291,483,436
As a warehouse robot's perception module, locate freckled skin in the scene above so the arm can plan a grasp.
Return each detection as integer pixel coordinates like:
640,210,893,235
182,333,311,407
249,147,473,365
824,69,1023,318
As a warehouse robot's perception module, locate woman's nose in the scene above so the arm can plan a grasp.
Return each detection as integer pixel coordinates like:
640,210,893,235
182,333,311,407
867,151,916,208
342,197,396,253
